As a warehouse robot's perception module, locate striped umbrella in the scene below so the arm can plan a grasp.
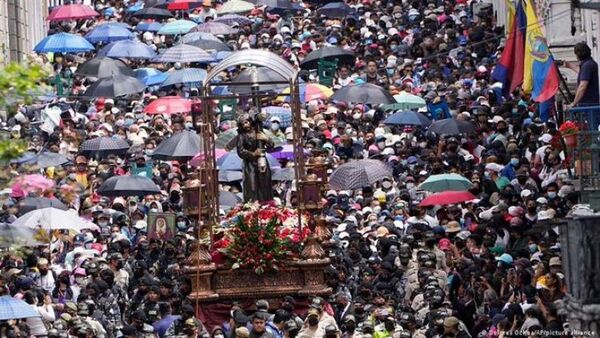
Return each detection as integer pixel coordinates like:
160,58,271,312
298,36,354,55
188,39,231,52
0,296,40,320
217,0,255,15
97,39,157,59
158,19,197,35
278,83,333,103
135,21,165,32
181,31,220,43
418,174,473,193
329,159,393,190
153,44,212,63
191,22,238,35
85,23,135,43
160,68,208,87
97,175,161,197
262,106,292,128
79,136,130,158
213,14,253,26
47,4,99,21
34,33,95,53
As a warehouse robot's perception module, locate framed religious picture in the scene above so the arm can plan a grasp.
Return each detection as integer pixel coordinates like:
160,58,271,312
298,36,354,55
298,179,322,211
147,212,176,241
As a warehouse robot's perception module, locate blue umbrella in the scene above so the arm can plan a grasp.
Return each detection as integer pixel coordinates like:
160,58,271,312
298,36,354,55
262,106,292,128
383,111,432,126
316,2,355,18
212,51,233,62
0,296,40,320
158,19,197,35
135,21,164,32
160,68,208,87
34,32,95,53
217,151,281,171
181,31,220,44
10,152,37,165
97,39,157,59
85,23,134,43
135,68,168,86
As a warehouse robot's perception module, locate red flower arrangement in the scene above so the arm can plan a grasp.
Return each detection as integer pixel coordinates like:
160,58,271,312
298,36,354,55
220,202,311,274
559,121,579,136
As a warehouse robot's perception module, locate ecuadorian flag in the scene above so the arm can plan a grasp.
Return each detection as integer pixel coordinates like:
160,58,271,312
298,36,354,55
491,0,526,97
522,0,559,102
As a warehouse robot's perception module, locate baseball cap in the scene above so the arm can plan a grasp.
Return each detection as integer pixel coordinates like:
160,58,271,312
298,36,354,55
495,253,513,265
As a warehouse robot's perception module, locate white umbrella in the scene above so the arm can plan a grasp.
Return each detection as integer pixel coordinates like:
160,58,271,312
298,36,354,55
12,207,94,231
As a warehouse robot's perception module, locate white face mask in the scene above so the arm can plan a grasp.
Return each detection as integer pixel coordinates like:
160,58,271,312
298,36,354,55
150,208,159,213
129,206,137,213
271,123,280,131
406,182,415,189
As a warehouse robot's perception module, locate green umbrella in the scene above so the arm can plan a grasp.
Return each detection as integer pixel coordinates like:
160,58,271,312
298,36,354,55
384,91,427,111
418,173,473,193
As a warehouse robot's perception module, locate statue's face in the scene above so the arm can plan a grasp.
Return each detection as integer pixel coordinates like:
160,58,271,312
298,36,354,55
242,119,252,131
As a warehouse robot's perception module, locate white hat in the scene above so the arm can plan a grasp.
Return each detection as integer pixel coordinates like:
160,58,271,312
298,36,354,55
521,189,532,198
134,220,147,230
537,210,552,220
536,197,548,204
105,98,115,105
485,163,504,172
488,115,504,124
539,133,553,143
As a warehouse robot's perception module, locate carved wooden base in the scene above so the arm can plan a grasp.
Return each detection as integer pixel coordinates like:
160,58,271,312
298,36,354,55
186,259,331,302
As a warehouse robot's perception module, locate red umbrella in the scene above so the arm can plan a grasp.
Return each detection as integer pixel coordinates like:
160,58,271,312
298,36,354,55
158,0,205,10
144,96,192,115
419,191,476,207
47,4,99,21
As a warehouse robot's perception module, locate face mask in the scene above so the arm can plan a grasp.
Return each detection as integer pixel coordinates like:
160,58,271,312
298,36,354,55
308,317,319,326
214,335,225,338
150,208,159,213
511,158,519,166
528,206,537,213
184,122,193,129
271,123,280,131
484,171,491,178
406,182,415,189
382,181,392,189
419,142,427,148
98,221,108,227
125,118,134,127
548,191,557,199
129,206,137,213
177,221,187,230
529,244,538,253
145,149,154,156
373,206,381,214
115,119,125,127
353,113,362,120
377,142,385,149
386,68,394,76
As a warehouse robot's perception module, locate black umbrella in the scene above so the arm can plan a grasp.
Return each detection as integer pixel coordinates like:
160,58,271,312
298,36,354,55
428,118,477,135
76,56,134,78
316,2,355,18
17,197,67,215
80,137,130,158
330,83,395,104
300,46,356,69
187,39,231,52
131,7,174,19
97,175,161,197
228,67,288,94
151,130,202,161
84,74,146,98
329,159,393,190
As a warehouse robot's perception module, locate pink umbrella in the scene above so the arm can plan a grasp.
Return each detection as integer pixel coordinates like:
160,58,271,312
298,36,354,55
12,175,55,197
47,4,99,21
190,148,228,166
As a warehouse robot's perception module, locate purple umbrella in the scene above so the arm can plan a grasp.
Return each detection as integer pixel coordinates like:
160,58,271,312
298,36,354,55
270,144,307,160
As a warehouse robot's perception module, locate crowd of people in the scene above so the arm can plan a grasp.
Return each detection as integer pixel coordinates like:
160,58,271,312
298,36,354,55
1,0,595,337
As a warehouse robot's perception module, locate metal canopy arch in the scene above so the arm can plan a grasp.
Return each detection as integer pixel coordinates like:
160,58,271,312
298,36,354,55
196,50,306,244
202,49,300,87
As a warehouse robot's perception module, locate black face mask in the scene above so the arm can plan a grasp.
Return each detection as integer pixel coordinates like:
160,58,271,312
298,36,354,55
518,177,527,184
528,207,537,213
344,324,355,333
308,317,319,326
385,323,395,331
497,127,507,134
